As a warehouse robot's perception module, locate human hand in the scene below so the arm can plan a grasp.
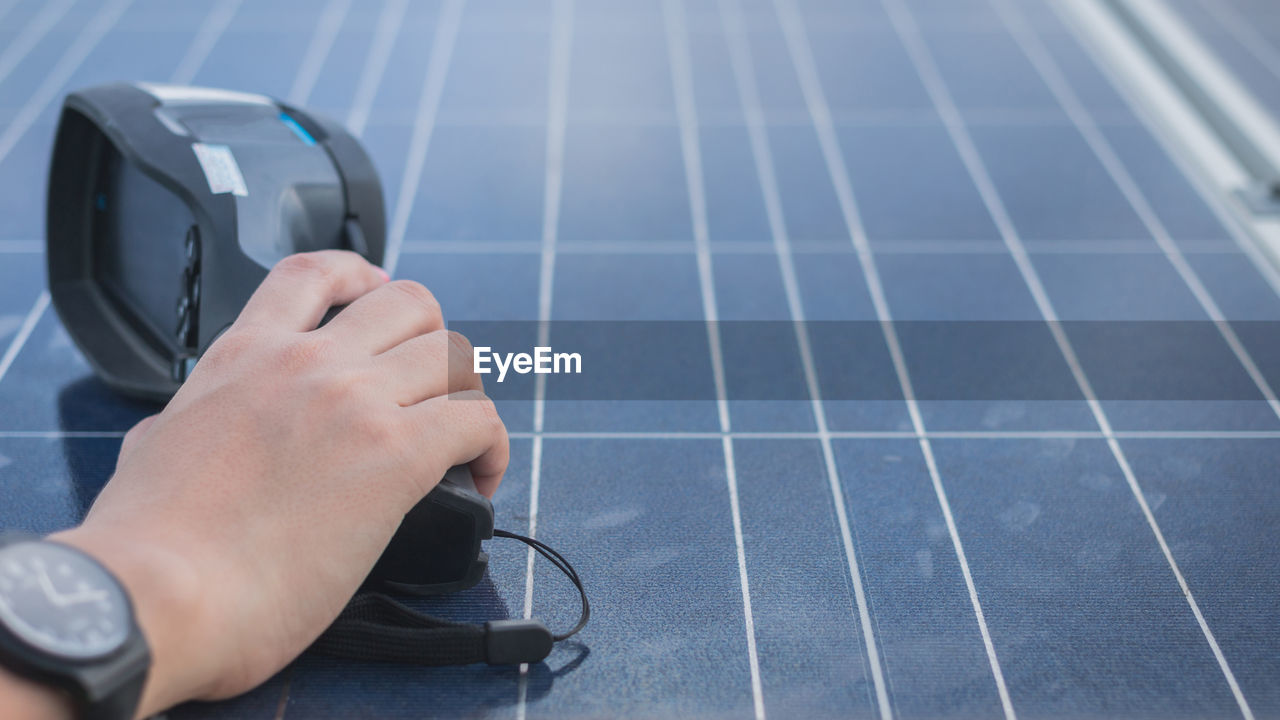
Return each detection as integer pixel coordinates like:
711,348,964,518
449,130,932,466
51,250,508,717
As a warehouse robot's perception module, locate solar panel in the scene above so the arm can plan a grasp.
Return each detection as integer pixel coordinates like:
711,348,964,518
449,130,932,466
0,0,1277,717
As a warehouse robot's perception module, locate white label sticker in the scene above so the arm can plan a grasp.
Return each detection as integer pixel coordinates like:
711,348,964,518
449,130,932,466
191,143,248,197
139,83,273,107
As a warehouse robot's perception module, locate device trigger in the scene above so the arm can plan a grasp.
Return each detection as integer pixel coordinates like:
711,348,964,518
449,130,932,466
484,619,553,665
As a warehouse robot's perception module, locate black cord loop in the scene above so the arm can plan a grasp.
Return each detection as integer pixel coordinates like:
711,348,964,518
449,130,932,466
494,529,590,641
310,529,589,666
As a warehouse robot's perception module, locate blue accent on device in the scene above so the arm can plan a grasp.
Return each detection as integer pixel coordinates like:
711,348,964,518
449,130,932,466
279,112,316,145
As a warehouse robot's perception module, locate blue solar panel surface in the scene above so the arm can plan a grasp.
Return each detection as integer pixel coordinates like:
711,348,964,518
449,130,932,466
1,0,1279,718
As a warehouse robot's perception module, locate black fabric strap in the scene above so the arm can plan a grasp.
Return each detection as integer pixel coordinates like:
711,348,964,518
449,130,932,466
310,529,588,667
310,593,488,666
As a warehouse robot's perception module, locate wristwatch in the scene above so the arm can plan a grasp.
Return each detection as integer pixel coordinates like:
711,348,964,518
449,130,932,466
0,534,150,719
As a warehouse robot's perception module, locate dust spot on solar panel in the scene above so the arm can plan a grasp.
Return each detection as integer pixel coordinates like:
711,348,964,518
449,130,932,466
1040,437,1077,460
914,549,934,579
0,454,10,472
1076,471,1113,491
623,546,682,574
0,314,22,341
1142,489,1168,513
47,325,77,353
924,519,948,542
980,400,1027,428
1160,454,1203,480
999,500,1041,531
582,507,641,530
1074,543,1120,571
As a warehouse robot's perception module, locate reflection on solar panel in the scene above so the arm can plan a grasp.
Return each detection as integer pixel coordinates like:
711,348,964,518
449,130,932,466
0,0,1277,717
1165,0,1280,134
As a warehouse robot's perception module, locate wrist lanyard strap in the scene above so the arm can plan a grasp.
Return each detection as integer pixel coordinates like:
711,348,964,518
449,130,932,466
310,530,589,666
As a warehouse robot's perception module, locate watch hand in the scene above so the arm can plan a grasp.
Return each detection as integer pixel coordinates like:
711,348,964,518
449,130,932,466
32,561,107,607
33,562,71,607
54,589,109,606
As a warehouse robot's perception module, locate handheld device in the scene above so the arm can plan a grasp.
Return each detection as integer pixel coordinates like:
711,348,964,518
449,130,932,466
45,83,588,665
44,83,489,596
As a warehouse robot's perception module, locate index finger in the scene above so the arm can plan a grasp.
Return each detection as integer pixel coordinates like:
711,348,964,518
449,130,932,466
239,251,388,332
406,391,509,500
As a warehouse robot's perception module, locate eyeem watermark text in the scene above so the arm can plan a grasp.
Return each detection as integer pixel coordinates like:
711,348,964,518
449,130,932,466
473,346,582,383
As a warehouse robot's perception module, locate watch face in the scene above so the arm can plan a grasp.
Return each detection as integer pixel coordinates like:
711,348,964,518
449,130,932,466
0,541,130,660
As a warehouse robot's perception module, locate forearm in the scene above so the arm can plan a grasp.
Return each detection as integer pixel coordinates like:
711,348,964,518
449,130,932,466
0,665,72,720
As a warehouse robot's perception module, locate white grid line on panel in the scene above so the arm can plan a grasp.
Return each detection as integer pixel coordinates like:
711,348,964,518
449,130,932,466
0,0,75,92
0,292,48,388
518,1,572,717
288,0,352,106
170,0,242,86
0,0,135,167
346,0,409,138
665,0,765,716
384,0,466,278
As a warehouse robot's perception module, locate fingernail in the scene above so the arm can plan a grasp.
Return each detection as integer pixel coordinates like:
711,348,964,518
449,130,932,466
376,267,390,282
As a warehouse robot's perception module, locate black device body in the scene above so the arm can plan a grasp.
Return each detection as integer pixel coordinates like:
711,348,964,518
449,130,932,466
46,83,490,597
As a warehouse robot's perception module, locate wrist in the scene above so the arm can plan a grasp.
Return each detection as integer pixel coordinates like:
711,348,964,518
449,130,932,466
49,525,211,718
0,664,73,720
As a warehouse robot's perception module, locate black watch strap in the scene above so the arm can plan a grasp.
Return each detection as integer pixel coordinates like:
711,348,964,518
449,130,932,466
0,535,151,720
81,669,147,720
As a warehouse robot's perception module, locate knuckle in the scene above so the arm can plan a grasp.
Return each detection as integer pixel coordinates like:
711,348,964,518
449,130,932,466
274,252,332,280
387,280,442,323
471,393,504,433
353,412,401,449
446,330,473,357
313,369,361,403
122,416,154,442
444,332,480,390
120,426,143,452
202,328,259,368
278,334,339,371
